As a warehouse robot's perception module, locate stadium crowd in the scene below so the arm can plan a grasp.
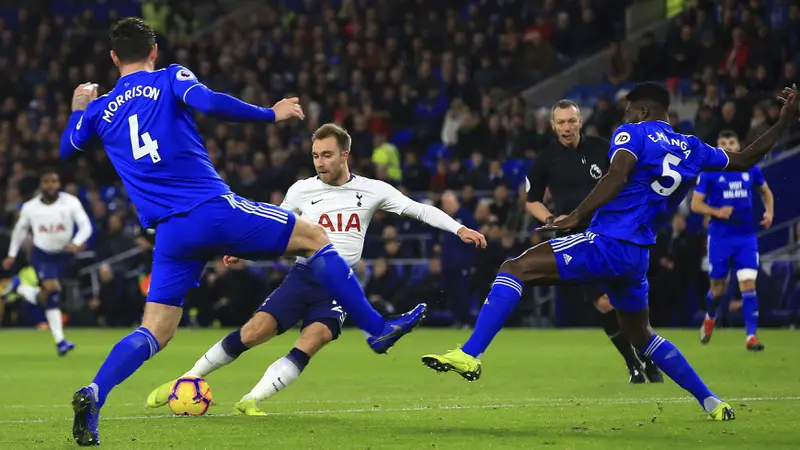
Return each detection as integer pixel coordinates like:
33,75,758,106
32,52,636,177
1,0,799,330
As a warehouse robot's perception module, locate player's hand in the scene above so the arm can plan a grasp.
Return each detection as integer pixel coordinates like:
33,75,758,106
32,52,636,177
272,97,305,122
2,257,14,270
222,255,241,266
777,84,799,124
72,82,99,111
538,213,579,231
760,211,774,229
457,227,487,248
714,206,733,220
65,243,81,254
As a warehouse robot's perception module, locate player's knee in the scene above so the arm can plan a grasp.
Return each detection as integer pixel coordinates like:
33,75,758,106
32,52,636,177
289,219,331,256
240,312,278,347
499,258,524,279
736,269,757,290
594,295,613,313
738,280,756,293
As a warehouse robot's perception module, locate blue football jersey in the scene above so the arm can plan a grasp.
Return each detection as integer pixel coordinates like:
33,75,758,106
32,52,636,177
695,166,765,238
64,64,231,227
588,121,730,245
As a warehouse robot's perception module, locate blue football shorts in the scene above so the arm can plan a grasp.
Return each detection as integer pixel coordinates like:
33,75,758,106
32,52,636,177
147,194,296,307
707,234,759,280
551,231,650,312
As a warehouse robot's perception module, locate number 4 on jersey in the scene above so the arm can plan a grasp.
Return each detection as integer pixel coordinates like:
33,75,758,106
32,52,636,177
128,114,161,163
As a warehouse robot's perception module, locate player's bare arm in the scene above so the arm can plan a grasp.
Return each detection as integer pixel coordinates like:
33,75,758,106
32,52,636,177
759,183,774,228
71,83,99,112
690,192,733,219
541,150,636,231
726,86,798,171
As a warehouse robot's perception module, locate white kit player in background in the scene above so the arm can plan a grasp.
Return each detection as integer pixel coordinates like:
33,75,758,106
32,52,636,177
146,123,487,416
3,170,92,355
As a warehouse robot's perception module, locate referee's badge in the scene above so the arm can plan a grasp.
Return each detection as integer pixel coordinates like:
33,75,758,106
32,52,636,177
589,164,602,179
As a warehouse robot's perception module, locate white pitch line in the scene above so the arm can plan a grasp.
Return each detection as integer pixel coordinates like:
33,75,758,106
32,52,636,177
1,396,797,425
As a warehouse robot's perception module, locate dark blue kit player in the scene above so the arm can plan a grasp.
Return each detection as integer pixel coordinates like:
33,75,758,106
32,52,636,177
59,18,425,446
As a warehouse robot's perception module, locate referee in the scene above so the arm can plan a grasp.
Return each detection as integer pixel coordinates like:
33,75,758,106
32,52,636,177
525,100,662,384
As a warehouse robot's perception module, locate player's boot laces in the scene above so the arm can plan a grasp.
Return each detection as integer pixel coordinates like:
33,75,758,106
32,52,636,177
72,387,99,446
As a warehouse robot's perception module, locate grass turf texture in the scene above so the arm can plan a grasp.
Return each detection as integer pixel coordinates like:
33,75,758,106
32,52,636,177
1,328,798,449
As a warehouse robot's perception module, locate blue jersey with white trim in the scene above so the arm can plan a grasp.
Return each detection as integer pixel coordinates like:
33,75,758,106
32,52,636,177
64,64,230,228
588,121,730,245
695,166,765,238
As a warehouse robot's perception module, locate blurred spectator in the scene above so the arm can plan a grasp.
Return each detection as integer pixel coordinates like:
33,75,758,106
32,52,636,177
440,191,478,327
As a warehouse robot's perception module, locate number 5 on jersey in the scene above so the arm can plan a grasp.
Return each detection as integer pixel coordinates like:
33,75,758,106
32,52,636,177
651,153,682,196
128,114,161,163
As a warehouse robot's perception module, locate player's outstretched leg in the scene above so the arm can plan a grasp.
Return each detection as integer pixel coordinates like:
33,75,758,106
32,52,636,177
737,271,764,351
286,218,426,354
73,303,180,446
236,321,334,415
422,241,560,380
701,279,726,344
617,307,735,421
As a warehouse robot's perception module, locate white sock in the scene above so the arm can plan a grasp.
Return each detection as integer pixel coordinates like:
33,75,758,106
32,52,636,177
184,340,236,378
45,308,65,344
242,356,302,402
17,285,40,305
702,396,723,413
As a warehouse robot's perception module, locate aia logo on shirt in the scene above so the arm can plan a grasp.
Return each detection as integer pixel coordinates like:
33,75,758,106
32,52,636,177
39,223,66,233
319,213,361,232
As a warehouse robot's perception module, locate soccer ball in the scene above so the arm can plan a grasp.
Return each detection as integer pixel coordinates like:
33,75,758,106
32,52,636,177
168,376,212,416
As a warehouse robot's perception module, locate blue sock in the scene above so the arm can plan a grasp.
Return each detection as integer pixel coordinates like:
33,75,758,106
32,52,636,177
705,290,722,320
45,291,60,309
286,347,310,371
462,273,523,358
221,329,249,357
742,289,758,337
307,244,384,336
643,334,721,412
91,327,160,408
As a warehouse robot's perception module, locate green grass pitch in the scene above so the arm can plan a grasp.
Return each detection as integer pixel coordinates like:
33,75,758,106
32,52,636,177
1,328,799,449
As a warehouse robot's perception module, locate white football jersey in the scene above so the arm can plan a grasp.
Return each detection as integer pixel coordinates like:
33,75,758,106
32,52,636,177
282,174,463,267
8,192,93,257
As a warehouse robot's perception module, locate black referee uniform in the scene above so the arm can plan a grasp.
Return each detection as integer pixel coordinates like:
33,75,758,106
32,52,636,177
526,133,609,325
526,133,663,384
